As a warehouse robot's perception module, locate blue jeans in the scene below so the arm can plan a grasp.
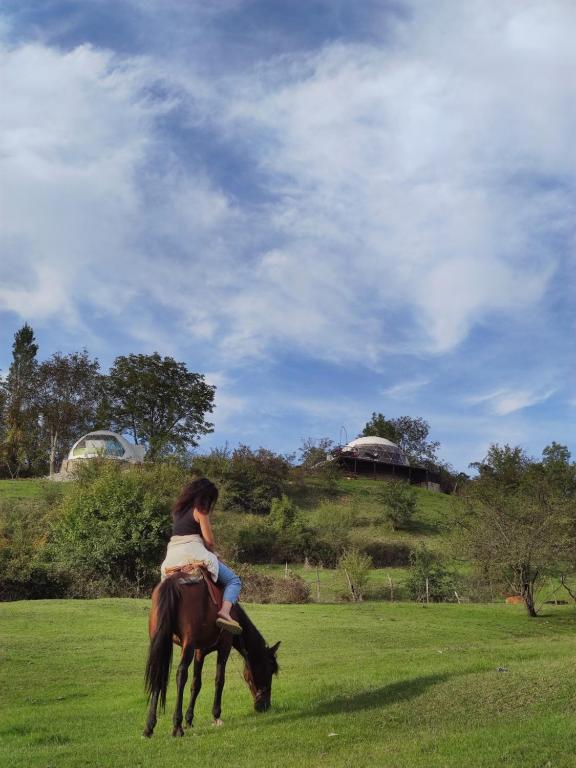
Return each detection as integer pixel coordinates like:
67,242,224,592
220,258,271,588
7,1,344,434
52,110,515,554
216,560,241,604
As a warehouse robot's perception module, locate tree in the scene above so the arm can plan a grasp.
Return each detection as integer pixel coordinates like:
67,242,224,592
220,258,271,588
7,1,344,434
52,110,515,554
457,444,575,617
361,413,439,465
36,351,102,475
0,324,41,477
378,480,417,530
298,437,334,469
105,353,215,459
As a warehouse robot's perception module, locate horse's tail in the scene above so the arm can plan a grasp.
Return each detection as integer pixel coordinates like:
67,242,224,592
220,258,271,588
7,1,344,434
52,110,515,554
145,577,180,710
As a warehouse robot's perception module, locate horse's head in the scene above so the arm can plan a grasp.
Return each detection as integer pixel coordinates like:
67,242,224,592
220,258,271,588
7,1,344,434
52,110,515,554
243,641,280,712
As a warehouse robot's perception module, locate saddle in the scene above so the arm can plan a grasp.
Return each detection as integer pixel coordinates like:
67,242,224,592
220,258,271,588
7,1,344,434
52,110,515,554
164,561,223,609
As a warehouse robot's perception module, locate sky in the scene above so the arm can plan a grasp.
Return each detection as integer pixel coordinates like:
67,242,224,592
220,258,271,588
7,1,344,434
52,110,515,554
0,0,575,471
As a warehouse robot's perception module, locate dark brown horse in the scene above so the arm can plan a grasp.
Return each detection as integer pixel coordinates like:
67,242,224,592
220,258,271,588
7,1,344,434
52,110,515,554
143,574,280,737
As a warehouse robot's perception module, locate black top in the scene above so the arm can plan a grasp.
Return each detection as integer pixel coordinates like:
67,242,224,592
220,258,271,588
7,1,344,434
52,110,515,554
172,508,202,536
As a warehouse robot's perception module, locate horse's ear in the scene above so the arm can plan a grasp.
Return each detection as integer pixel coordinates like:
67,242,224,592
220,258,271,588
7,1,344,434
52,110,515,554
269,641,281,655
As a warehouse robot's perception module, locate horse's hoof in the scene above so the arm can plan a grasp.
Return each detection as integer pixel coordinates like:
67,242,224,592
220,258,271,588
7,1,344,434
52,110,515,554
142,728,154,738
172,726,185,737
212,718,224,727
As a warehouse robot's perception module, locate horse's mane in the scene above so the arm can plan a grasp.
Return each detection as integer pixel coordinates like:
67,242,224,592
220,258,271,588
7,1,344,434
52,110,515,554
234,604,278,673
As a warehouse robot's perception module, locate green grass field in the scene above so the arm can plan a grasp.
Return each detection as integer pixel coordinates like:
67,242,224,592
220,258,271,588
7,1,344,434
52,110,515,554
0,478,44,500
2,599,576,768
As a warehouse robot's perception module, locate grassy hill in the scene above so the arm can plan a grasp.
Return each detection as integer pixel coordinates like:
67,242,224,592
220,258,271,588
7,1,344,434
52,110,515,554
1,598,575,768
0,475,483,603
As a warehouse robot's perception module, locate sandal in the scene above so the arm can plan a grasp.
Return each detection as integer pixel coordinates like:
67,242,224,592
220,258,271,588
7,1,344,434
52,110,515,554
216,616,243,635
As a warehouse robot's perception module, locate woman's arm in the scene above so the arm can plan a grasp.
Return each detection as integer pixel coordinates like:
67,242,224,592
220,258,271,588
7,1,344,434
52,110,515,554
194,509,216,552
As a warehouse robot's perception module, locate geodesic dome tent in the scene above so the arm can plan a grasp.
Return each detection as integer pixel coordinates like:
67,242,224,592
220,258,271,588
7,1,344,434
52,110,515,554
339,436,409,466
67,431,146,464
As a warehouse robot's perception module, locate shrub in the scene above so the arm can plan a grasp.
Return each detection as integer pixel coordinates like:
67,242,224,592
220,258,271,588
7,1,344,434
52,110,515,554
405,545,455,602
305,538,340,568
378,480,417,530
233,564,309,604
339,547,372,602
312,503,352,553
49,461,187,594
218,445,292,515
269,571,310,604
235,518,277,563
359,540,413,567
0,495,68,600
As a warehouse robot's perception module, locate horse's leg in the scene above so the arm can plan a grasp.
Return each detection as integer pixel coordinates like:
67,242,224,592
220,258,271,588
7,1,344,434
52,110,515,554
172,644,193,737
212,645,231,726
185,650,205,728
143,690,159,737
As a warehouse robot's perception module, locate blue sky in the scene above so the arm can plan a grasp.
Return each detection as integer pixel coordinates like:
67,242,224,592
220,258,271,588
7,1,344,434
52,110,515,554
1,0,575,471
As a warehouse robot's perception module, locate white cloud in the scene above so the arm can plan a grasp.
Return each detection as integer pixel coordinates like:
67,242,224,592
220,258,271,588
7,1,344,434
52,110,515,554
467,387,557,416
381,379,430,399
1,0,575,370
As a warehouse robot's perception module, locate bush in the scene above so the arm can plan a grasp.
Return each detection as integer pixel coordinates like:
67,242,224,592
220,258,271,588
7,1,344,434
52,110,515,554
0,566,71,601
405,545,455,602
234,564,309,604
218,445,292,515
311,503,352,553
49,461,187,595
269,571,310,603
339,547,372,602
0,492,69,600
378,480,417,530
306,538,341,568
359,541,413,567
235,518,277,563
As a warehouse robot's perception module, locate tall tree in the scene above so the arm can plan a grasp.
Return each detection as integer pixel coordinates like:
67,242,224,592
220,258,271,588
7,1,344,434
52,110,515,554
361,413,440,465
0,324,40,477
105,353,215,459
36,351,102,475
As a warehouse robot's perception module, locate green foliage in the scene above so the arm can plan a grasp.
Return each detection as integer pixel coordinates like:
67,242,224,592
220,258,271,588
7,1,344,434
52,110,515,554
339,547,372,601
378,480,417,529
405,544,455,602
36,350,102,475
458,443,576,616
0,482,70,599
269,494,300,529
104,353,215,459
359,540,413,567
234,518,278,563
49,461,186,594
216,445,292,515
361,412,440,465
310,501,352,558
0,324,42,478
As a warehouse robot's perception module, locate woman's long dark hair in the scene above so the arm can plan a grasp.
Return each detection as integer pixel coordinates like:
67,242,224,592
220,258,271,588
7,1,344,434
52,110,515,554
171,477,218,520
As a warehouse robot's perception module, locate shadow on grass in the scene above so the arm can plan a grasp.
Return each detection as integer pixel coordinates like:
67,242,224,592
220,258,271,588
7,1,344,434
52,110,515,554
262,674,451,725
310,674,450,716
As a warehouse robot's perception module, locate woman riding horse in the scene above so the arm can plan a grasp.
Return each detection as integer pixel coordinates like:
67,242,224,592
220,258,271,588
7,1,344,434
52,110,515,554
144,477,280,736
161,477,242,634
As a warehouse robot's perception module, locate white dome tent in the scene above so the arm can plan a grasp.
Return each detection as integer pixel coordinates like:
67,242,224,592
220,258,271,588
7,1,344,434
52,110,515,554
67,430,146,465
340,436,410,466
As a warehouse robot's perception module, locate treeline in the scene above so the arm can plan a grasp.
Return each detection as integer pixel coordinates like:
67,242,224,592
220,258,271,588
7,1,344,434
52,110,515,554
0,324,215,478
